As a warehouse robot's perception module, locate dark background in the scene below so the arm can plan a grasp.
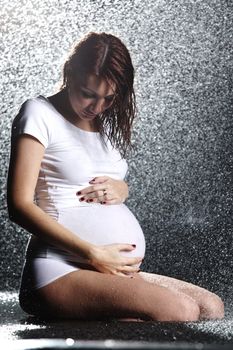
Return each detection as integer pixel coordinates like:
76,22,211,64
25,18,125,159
1,0,232,315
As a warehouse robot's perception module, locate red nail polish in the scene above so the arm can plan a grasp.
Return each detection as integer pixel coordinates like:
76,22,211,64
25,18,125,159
102,201,106,204
88,199,93,202
132,244,136,248
79,197,85,201
77,191,81,195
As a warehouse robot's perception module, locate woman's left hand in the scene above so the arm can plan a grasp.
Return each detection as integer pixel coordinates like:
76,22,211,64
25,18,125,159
76,176,129,205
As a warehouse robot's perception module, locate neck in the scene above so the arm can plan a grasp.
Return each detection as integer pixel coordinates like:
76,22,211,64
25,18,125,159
60,88,77,117
56,88,99,132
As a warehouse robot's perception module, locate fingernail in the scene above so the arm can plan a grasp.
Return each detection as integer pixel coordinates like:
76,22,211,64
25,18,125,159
88,199,93,202
77,191,81,195
130,276,134,279
132,244,136,248
79,197,85,201
101,201,106,204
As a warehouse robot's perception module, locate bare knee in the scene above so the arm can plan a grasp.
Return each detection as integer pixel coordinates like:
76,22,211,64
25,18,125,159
200,293,224,320
175,298,200,322
160,297,200,322
138,282,201,322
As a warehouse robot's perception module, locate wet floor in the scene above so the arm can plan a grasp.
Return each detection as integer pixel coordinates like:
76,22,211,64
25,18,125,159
1,292,233,349
1,0,233,349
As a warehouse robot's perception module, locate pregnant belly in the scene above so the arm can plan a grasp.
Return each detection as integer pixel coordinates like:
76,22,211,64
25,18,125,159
55,204,146,262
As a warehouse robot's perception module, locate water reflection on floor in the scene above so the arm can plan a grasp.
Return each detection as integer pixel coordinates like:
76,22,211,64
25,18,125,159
1,292,233,346
0,292,45,341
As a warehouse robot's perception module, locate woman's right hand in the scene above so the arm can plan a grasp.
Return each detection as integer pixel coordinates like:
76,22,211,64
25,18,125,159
88,244,143,277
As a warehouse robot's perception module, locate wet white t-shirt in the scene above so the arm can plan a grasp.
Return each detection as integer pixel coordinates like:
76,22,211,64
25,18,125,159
12,96,146,265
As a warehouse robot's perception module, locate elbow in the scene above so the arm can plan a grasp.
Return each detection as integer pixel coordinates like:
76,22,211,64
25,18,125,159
7,204,23,224
7,190,21,223
7,198,33,224
8,212,22,225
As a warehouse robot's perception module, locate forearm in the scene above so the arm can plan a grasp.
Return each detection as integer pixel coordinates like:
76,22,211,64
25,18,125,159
8,202,94,260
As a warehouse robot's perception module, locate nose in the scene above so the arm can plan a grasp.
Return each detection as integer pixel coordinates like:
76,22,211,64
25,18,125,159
90,98,105,115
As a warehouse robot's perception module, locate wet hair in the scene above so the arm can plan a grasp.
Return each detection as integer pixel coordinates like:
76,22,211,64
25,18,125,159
60,32,136,157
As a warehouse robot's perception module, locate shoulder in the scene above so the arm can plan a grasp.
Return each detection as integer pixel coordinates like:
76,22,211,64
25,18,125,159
13,96,56,126
11,96,55,147
18,96,50,115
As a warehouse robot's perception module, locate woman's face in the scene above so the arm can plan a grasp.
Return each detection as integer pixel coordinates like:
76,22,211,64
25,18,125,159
68,74,116,124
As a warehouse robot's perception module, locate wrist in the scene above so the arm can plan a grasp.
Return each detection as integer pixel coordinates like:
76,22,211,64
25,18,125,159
85,244,100,263
72,239,97,262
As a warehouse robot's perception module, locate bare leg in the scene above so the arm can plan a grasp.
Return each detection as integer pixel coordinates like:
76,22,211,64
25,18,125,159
138,272,224,320
30,269,201,322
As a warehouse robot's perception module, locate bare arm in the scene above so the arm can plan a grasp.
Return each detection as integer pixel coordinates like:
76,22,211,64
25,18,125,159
7,135,93,259
7,135,142,276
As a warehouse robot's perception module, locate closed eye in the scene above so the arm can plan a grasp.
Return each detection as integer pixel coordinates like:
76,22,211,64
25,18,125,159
105,96,114,102
81,90,95,99
80,88,115,103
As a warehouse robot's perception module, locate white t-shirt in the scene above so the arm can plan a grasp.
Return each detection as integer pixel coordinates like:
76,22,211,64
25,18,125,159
12,96,146,264
12,96,128,217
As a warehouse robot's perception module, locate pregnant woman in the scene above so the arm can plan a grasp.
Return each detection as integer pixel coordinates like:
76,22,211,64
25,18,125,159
7,32,224,321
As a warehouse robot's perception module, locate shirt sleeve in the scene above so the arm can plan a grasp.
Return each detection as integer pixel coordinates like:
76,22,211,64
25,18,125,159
11,98,50,148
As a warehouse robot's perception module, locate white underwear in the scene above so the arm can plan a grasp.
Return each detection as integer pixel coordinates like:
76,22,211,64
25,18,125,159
21,257,79,291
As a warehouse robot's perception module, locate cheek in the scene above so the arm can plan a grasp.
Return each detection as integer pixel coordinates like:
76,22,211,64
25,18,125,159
70,95,88,110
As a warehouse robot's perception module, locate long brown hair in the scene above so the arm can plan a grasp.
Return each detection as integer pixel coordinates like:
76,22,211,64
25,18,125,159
60,32,136,157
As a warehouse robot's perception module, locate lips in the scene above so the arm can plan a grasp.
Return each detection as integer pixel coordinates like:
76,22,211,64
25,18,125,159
83,111,96,118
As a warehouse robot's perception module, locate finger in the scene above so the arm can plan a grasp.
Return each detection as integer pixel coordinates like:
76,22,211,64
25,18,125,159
99,195,114,204
116,244,138,252
87,193,111,204
93,189,112,203
80,193,108,204
101,198,120,205
76,185,98,196
83,190,107,201
123,256,143,266
89,176,110,184
77,186,109,202
81,184,111,195
121,265,140,273
114,271,133,278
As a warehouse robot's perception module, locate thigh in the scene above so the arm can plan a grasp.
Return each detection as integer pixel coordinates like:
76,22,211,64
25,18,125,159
35,269,200,321
138,272,224,320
